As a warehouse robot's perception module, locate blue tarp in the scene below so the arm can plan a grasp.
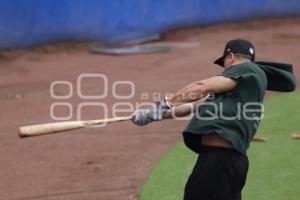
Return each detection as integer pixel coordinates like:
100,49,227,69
0,0,300,49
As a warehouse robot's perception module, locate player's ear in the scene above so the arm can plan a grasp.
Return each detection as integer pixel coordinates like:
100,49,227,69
229,52,235,63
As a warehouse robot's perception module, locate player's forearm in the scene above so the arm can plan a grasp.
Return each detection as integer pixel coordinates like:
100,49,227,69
164,99,205,119
167,82,209,106
164,103,194,119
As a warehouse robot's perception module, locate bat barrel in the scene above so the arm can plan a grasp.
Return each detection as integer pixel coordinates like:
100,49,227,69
19,121,86,138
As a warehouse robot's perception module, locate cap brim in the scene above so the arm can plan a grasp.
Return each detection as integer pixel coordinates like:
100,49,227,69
214,56,225,67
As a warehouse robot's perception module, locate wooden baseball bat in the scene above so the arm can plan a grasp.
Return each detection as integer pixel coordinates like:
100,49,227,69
19,116,132,138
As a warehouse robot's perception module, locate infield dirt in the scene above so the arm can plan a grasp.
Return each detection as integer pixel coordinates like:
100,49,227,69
0,17,300,200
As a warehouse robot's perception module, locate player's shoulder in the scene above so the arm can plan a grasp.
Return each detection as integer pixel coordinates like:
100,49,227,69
230,61,261,71
222,62,268,88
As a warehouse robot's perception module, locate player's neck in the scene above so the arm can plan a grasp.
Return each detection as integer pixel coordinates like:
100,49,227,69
227,60,251,68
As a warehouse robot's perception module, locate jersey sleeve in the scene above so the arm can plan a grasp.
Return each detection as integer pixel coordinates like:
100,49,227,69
219,63,267,101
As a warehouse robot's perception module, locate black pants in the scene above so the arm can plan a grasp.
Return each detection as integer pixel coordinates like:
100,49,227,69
184,146,249,200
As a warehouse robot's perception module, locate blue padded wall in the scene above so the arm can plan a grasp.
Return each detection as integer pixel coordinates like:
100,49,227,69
0,0,299,49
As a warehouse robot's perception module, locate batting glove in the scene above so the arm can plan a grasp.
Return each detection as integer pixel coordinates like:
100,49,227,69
131,102,170,126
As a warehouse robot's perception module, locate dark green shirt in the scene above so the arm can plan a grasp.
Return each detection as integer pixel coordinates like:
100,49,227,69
183,62,268,155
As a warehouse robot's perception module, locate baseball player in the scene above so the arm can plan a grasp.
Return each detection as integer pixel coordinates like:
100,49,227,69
131,39,295,200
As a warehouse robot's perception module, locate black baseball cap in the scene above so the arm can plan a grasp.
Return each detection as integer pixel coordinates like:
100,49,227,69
214,39,255,67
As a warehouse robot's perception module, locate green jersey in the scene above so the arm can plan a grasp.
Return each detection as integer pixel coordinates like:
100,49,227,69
183,61,296,155
183,62,268,155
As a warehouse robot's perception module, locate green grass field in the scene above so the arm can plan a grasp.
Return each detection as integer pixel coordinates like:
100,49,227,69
139,92,300,200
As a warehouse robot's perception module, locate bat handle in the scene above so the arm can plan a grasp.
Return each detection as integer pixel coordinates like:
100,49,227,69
84,116,133,126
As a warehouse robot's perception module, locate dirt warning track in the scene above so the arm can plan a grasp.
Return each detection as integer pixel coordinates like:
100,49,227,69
0,18,300,200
